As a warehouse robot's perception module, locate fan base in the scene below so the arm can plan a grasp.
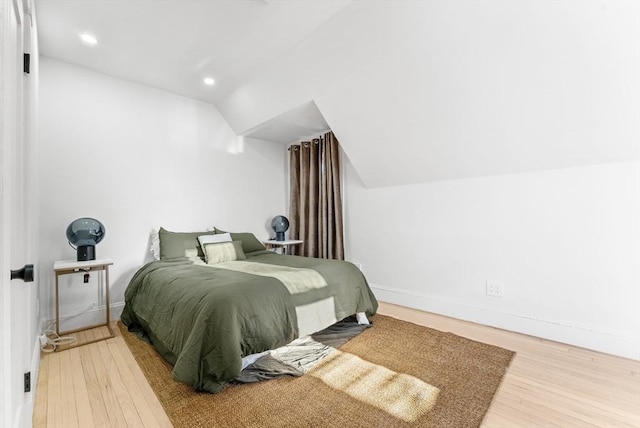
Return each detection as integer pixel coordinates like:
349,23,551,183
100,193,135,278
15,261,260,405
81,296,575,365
77,245,96,261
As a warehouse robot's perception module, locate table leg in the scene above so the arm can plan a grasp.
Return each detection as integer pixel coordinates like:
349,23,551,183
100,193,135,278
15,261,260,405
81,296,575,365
55,273,60,335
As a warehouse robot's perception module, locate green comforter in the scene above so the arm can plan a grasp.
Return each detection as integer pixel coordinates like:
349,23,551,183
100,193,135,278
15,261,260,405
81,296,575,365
121,252,378,392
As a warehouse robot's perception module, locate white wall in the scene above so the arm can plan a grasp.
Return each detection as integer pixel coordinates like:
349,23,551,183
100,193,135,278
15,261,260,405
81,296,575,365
344,160,640,360
38,58,287,330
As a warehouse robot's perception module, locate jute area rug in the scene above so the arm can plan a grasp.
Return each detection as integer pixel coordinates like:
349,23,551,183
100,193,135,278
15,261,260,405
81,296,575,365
119,315,514,427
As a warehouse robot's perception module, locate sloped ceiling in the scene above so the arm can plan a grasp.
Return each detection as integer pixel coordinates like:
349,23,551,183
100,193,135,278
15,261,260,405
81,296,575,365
242,101,328,143
36,0,639,188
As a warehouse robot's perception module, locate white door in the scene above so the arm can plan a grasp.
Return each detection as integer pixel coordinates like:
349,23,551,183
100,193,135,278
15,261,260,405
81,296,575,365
1,0,36,426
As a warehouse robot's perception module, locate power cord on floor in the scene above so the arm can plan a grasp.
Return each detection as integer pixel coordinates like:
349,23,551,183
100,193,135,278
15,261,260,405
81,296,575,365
40,302,100,352
40,329,77,353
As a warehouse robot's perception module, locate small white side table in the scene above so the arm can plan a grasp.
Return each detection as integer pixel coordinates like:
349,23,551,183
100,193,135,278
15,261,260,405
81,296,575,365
53,258,114,349
263,239,303,255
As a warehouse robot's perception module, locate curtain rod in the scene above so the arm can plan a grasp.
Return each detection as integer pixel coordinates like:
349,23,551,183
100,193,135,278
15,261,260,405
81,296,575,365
288,134,326,150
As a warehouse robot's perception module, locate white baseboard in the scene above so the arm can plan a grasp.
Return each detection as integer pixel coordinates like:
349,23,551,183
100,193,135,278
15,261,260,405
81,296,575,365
371,284,640,361
44,302,125,333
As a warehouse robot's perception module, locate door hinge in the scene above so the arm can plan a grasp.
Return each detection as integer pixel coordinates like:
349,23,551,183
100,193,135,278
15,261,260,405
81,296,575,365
23,53,30,74
24,372,31,393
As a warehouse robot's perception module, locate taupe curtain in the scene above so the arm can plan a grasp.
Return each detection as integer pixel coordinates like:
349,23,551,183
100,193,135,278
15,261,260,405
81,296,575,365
289,131,344,259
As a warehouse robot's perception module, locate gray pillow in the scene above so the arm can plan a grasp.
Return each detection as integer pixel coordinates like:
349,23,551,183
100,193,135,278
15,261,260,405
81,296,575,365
158,227,216,259
214,228,266,254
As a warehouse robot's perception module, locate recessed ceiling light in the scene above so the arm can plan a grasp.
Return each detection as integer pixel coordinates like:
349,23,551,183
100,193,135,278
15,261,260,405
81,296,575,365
203,77,215,86
79,33,98,46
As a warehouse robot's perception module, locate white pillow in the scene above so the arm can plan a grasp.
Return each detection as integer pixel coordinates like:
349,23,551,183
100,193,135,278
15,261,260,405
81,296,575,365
198,233,231,249
203,241,246,265
150,229,160,260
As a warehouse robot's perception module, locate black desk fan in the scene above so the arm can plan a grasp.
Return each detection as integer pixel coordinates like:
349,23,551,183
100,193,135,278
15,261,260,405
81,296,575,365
66,217,106,261
271,215,289,241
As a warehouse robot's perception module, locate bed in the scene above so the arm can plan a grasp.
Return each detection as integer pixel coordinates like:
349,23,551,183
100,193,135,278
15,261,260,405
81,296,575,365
121,227,378,393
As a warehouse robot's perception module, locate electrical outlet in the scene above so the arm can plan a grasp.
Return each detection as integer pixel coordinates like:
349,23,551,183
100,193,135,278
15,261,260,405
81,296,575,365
486,280,504,297
24,372,31,393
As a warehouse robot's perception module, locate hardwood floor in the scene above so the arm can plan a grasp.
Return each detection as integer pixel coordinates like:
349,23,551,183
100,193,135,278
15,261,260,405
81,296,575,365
34,325,172,428
33,301,640,427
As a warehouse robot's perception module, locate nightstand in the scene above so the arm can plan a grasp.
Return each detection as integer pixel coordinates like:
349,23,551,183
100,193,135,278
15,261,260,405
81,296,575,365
263,239,303,255
53,258,114,349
